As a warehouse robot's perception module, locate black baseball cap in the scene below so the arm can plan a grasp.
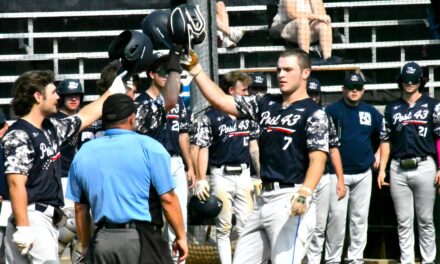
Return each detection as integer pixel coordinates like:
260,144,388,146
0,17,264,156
102,94,136,124
401,62,422,84
307,78,321,93
249,73,267,89
344,73,364,89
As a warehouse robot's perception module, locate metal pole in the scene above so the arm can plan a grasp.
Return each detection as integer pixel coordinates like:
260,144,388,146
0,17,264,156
187,0,218,114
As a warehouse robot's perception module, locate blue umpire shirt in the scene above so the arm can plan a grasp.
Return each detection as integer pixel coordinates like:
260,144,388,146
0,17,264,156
67,129,175,224
326,99,383,174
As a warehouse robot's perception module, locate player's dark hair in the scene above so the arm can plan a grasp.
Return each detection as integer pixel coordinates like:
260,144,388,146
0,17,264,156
221,71,252,94
279,49,311,71
11,70,54,117
96,60,121,95
396,75,428,91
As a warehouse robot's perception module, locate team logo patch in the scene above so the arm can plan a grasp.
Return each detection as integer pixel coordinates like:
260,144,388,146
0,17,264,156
359,111,371,126
68,81,79,89
406,66,416,74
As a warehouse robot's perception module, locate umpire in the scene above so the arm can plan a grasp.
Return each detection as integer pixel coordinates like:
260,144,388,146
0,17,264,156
67,94,188,263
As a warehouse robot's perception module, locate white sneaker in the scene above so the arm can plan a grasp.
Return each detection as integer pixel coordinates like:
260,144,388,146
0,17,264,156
222,37,237,48
228,29,244,44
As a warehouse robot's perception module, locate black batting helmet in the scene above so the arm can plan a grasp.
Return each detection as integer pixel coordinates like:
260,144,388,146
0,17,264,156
57,79,84,95
188,195,223,225
169,4,206,52
57,79,84,106
108,30,154,79
141,10,173,50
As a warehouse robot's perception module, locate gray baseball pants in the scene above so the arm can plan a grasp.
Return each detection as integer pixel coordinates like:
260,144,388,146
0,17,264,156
5,210,59,264
306,173,331,264
232,187,316,264
390,156,436,264
211,165,254,264
164,156,188,264
325,169,372,264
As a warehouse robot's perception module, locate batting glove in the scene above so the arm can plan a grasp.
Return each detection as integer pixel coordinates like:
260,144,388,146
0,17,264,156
252,177,262,197
290,186,312,216
12,226,34,255
194,179,210,201
166,46,184,74
108,70,127,94
180,50,202,76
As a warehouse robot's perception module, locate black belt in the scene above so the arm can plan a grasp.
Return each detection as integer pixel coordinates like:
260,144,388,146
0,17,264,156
97,220,160,231
262,182,295,191
396,156,427,162
215,163,249,169
28,203,66,226
97,221,137,229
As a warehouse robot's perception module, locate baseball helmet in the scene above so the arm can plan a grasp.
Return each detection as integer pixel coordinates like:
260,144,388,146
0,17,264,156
141,10,173,50
108,30,154,78
169,4,206,52
57,79,84,95
188,195,223,225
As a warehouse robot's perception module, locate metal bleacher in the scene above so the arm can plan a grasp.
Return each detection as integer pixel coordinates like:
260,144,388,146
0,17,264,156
0,0,439,110
222,0,440,98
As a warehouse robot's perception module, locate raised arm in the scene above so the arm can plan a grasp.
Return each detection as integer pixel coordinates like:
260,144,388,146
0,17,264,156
182,52,238,116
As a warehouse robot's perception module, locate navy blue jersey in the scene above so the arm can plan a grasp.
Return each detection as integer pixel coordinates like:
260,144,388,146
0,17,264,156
380,94,440,159
53,111,78,177
78,119,105,149
234,94,329,184
2,116,81,207
136,93,189,156
197,107,259,166
326,99,383,174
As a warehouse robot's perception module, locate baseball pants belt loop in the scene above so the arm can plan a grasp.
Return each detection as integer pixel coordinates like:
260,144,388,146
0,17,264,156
262,181,295,191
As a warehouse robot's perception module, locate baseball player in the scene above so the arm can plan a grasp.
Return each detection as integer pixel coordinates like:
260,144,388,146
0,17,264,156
305,78,346,264
2,69,129,264
324,73,383,264
136,53,195,263
182,48,329,264
51,79,85,261
195,71,259,264
378,62,440,264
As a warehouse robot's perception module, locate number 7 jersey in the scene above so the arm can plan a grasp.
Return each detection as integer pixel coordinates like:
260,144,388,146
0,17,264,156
235,94,329,184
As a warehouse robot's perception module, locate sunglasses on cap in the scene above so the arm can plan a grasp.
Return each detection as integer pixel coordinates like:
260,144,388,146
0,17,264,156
345,85,364,91
155,68,168,78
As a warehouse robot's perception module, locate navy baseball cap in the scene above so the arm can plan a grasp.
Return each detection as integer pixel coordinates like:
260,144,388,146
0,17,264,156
102,94,136,124
401,62,422,84
344,73,364,89
307,78,321,93
249,73,267,89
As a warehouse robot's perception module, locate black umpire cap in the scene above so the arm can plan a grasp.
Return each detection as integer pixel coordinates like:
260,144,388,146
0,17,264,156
102,94,136,124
